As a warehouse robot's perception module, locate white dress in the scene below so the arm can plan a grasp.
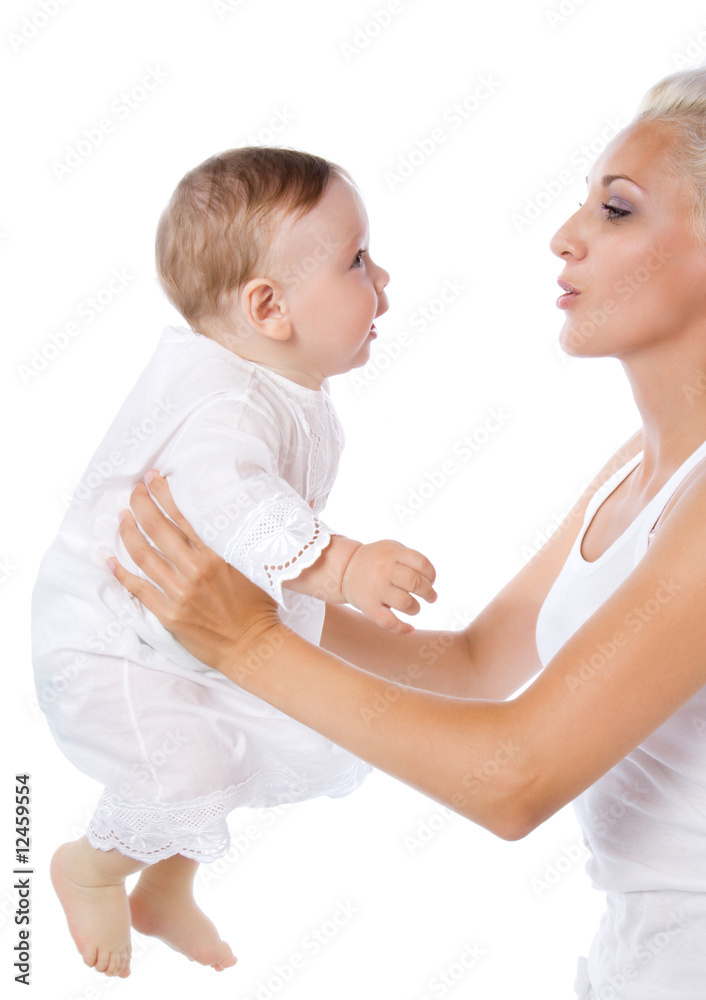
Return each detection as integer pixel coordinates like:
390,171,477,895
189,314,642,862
31,326,371,863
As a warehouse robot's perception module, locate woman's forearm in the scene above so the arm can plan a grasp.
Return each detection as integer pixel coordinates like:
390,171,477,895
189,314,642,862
227,620,529,840
321,604,478,697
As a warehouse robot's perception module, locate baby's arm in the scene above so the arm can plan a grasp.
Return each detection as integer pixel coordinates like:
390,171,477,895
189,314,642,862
283,535,437,635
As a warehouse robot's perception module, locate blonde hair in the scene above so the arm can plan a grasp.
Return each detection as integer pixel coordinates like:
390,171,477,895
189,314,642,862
635,67,706,240
156,147,351,329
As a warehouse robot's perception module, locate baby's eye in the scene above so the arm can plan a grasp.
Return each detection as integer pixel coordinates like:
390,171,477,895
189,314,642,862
351,250,366,268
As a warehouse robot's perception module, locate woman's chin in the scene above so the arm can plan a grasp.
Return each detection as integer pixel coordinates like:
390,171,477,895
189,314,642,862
558,324,603,359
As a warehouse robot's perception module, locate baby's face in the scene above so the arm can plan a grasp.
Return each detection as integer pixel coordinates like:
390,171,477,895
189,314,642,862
272,177,389,383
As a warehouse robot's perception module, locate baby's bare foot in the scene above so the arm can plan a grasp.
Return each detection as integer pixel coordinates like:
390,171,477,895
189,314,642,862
50,840,134,978
129,879,237,971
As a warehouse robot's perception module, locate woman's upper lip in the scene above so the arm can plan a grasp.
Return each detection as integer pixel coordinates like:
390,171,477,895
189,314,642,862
558,277,580,294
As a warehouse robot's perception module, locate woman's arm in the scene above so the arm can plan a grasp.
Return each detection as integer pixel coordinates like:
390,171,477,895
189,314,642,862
113,434,706,849
112,460,706,841
320,431,644,700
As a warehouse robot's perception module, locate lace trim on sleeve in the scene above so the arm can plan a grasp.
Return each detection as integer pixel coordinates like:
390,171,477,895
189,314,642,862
223,492,331,603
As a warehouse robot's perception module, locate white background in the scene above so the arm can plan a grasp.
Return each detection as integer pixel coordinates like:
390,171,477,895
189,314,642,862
2,1,704,997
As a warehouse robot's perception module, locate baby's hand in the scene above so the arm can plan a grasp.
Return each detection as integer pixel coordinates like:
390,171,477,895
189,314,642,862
341,540,437,635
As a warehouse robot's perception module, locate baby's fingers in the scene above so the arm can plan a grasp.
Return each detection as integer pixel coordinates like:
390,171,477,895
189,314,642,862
367,604,415,635
398,548,437,585
393,562,438,605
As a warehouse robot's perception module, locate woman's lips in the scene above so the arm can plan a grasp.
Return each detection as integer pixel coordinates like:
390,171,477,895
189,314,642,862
557,278,580,309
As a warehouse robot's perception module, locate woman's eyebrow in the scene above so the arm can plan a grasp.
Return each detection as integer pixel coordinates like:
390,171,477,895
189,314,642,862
586,172,646,192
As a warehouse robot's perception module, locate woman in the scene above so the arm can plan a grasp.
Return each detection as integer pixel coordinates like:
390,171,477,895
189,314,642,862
111,68,706,999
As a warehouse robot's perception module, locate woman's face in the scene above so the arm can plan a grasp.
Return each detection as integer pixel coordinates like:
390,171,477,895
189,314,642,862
550,118,706,360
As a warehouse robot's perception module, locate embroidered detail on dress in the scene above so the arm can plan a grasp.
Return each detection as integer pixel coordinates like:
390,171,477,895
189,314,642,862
264,522,321,593
223,494,330,602
86,760,371,863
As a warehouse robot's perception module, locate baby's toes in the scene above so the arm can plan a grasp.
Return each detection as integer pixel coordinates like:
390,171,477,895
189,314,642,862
96,946,129,977
212,941,237,971
80,945,99,969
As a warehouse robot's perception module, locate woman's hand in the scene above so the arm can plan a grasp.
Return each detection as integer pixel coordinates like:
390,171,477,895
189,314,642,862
110,473,284,679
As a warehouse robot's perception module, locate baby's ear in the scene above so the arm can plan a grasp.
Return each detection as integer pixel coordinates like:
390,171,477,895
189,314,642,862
240,278,291,341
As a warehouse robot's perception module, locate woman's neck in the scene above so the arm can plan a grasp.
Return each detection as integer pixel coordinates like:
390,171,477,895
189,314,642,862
622,349,706,483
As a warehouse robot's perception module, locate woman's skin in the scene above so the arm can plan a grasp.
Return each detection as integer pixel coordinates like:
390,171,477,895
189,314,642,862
112,117,706,843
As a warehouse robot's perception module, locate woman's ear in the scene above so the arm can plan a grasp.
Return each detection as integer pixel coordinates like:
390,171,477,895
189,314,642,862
239,277,292,341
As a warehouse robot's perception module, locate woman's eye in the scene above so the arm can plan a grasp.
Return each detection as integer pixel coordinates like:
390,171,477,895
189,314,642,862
601,202,631,221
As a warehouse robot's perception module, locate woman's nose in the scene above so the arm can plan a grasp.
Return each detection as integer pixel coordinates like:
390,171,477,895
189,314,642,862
550,207,586,260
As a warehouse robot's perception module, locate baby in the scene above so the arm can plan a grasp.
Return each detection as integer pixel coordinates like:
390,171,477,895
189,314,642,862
31,147,437,978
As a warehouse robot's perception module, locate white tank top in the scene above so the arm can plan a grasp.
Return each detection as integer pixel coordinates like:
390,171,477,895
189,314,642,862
536,440,706,1000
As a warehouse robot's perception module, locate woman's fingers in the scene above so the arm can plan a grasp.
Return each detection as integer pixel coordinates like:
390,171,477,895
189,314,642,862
118,506,179,591
142,473,205,548
110,555,167,616
126,480,197,569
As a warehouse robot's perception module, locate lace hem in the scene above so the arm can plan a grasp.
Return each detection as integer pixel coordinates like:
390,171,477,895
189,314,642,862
223,493,332,603
86,760,371,863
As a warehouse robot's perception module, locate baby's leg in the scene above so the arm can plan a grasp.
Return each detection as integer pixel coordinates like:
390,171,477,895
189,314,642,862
50,837,146,977
128,854,237,971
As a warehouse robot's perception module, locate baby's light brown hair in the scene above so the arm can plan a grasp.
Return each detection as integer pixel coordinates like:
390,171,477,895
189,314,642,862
156,147,351,330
